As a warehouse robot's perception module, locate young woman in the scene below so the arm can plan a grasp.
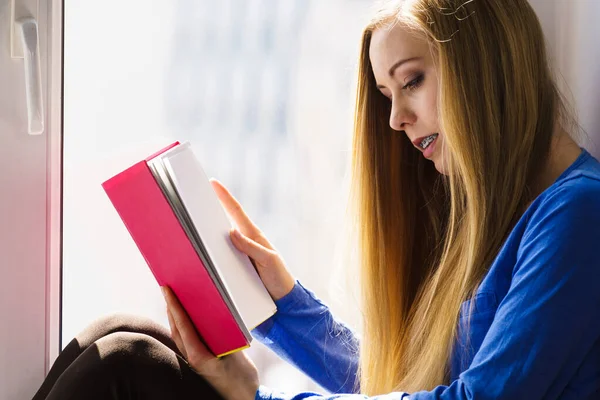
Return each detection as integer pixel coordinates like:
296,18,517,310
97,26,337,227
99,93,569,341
34,0,600,399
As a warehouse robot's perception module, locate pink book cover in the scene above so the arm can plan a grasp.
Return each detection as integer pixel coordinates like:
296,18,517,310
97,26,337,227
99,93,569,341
101,142,249,357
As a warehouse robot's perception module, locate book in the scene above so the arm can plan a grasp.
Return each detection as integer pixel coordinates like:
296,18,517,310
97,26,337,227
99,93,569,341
101,141,277,357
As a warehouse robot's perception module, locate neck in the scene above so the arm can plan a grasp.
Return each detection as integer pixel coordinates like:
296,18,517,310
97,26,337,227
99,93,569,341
531,124,581,198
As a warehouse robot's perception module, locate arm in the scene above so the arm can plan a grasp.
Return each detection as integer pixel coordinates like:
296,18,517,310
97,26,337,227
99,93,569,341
210,180,360,393
256,181,600,400
252,280,360,394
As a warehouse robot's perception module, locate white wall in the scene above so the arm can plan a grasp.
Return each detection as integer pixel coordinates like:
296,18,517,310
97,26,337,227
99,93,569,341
529,0,600,157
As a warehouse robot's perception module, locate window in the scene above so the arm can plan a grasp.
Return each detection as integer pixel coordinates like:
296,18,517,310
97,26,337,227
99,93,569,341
63,0,370,391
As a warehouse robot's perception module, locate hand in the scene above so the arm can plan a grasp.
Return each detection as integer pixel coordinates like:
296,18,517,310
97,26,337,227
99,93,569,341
162,286,260,400
210,178,296,301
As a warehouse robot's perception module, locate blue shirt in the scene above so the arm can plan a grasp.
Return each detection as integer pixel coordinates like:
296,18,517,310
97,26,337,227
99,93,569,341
252,148,600,400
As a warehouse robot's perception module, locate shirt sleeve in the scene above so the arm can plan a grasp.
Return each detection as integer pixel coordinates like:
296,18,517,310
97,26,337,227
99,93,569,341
255,386,409,400
251,280,360,394
256,179,600,400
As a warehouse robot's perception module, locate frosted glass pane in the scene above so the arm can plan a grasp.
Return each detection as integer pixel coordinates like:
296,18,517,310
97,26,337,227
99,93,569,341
63,0,370,392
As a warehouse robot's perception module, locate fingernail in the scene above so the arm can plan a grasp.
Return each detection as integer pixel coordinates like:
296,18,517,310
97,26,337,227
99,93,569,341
161,286,167,297
232,229,241,239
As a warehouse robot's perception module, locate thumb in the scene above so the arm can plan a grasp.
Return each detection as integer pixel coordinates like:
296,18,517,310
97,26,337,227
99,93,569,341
230,228,276,268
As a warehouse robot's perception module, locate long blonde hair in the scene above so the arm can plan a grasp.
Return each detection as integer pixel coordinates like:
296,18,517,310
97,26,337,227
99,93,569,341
350,0,574,394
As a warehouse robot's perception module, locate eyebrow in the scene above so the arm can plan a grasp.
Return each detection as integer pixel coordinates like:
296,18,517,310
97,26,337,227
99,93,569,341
376,56,423,89
388,56,422,76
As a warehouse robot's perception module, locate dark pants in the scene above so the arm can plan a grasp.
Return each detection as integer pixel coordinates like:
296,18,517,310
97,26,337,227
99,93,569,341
32,314,224,400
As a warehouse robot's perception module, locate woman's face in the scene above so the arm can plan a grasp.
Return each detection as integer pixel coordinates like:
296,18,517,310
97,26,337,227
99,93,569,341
369,23,447,174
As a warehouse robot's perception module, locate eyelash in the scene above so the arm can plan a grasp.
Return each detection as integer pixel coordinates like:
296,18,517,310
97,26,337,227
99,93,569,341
380,74,425,101
382,74,425,101
403,74,425,91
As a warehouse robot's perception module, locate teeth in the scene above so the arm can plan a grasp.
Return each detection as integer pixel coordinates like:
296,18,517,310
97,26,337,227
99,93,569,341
419,133,439,150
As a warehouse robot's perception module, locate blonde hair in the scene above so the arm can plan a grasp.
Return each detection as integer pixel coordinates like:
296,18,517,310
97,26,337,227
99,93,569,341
350,0,576,394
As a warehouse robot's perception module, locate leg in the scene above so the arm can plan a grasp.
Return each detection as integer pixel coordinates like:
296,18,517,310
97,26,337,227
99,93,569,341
33,314,182,400
43,331,223,400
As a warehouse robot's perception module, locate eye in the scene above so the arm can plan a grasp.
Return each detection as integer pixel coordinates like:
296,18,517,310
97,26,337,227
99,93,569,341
403,74,424,91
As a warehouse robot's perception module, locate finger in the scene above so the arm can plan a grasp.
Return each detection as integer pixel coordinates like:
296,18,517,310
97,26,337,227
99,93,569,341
230,228,277,268
162,286,214,366
166,305,187,359
210,179,273,249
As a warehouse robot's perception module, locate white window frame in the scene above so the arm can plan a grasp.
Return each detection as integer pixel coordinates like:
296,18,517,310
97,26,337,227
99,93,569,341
46,0,63,369
0,0,62,396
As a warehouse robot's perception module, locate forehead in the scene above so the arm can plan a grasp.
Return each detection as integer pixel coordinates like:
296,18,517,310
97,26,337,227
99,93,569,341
369,22,430,77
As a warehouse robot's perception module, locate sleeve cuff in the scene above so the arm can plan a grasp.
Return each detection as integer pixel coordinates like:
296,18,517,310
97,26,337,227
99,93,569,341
251,280,306,338
255,385,274,400
274,280,307,312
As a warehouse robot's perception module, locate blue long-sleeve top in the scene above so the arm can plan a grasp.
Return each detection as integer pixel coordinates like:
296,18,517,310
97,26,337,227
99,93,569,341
252,148,600,400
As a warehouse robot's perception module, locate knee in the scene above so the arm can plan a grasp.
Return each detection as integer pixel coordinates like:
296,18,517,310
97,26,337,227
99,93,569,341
95,331,170,368
82,313,162,339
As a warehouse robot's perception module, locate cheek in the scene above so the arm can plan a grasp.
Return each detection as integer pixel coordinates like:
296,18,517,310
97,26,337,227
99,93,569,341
423,73,440,126
413,82,439,128
426,88,439,126
414,95,439,129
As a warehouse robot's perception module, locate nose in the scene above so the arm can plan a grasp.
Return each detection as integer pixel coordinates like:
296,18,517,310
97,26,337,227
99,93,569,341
389,99,416,131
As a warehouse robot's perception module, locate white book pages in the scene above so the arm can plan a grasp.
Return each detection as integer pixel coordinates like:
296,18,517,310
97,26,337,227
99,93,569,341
158,142,277,330
147,156,248,341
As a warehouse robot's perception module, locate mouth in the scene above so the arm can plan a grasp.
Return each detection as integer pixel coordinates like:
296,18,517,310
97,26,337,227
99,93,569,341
412,133,439,159
412,133,439,151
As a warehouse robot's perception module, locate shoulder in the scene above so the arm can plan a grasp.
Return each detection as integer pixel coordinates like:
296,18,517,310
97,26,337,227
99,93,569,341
541,174,600,214
526,150,600,229
525,175,600,231
517,171,600,266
